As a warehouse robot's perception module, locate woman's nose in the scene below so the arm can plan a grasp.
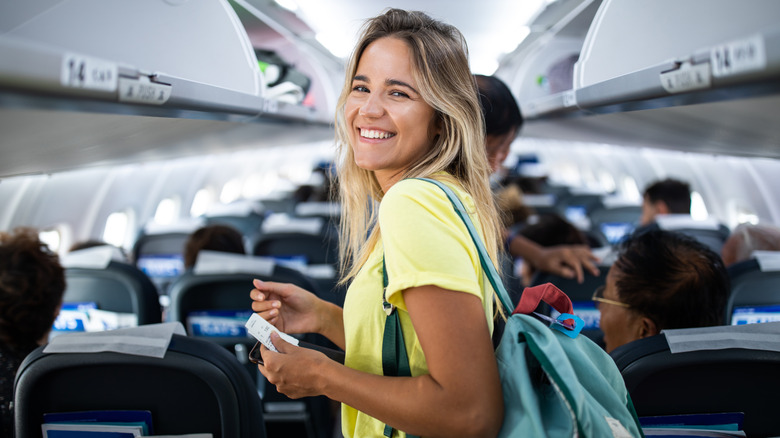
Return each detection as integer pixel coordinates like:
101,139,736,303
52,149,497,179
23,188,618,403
359,94,384,117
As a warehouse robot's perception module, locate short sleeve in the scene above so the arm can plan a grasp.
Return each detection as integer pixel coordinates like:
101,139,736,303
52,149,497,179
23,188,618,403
379,179,483,310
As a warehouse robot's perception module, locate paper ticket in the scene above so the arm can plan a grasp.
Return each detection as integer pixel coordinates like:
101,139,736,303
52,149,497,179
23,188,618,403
245,313,299,352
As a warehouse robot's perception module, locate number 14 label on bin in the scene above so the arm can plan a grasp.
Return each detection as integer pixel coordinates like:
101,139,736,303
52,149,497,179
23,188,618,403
245,313,299,352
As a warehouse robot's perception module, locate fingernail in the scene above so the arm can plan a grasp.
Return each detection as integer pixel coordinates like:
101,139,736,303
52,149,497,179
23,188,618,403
272,301,281,308
270,309,278,316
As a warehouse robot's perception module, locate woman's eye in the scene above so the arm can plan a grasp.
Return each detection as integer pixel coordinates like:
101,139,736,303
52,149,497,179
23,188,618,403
390,91,409,98
352,85,369,93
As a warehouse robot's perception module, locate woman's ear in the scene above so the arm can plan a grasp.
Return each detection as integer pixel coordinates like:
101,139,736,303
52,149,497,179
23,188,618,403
638,316,659,339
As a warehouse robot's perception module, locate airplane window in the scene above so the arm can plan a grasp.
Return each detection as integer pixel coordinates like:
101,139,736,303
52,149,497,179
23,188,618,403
190,188,215,217
221,178,242,204
690,191,709,220
154,197,180,225
243,172,279,199
598,170,616,193
39,229,61,253
103,211,129,247
282,161,314,184
619,176,641,203
736,209,759,226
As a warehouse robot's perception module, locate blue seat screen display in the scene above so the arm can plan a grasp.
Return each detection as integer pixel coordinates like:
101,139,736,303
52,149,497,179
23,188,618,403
137,254,184,279
732,304,780,325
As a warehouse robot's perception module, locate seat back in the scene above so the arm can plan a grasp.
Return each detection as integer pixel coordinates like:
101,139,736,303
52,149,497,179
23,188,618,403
652,215,731,254
14,331,265,438
588,205,641,246
132,231,191,294
554,192,605,230
253,215,342,305
610,323,780,437
203,199,268,252
166,252,336,438
64,261,162,326
726,251,780,324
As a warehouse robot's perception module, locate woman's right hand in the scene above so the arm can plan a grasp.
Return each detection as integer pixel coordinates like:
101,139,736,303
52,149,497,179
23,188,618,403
249,279,322,335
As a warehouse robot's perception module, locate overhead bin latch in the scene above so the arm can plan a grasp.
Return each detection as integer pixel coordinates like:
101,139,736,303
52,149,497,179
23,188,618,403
118,72,172,105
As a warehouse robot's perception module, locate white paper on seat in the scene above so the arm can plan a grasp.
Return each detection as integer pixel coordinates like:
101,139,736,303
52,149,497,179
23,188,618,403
663,321,780,354
655,215,720,230
304,263,337,279
62,245,125,269
193,250,275,276
261,214,323,235
205,199,264,217
295,202,340,217
43,322,186,358
521,194,556,207
753,250,780,272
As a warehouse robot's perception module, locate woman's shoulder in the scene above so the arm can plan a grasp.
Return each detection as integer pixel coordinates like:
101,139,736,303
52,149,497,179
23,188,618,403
382,174,474,215
383,176,452,206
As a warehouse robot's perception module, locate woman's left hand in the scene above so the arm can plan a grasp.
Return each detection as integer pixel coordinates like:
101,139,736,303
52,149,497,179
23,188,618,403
258,332,330,399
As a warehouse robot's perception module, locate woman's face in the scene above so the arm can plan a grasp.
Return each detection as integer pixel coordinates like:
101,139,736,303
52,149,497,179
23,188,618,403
345,37,440,191
598,265,643,353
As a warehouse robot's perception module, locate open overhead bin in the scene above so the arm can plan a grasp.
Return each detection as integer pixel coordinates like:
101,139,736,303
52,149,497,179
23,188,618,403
500,0,780,159
0,0,341,178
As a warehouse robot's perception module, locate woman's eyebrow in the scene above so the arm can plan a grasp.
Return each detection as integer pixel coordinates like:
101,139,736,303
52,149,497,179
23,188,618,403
386,79,419,95
352,75,419,95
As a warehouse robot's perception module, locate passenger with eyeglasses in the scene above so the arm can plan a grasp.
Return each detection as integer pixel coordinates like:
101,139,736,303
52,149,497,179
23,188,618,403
595,229,729,353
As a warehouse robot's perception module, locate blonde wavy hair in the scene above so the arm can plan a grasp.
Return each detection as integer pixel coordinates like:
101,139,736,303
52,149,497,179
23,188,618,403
334,9,504,290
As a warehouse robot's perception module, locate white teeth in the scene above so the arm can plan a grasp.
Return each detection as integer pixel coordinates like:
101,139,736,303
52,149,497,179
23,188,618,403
360,129,394,139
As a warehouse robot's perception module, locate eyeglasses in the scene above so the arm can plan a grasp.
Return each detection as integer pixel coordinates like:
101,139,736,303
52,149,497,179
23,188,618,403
592,285,630,308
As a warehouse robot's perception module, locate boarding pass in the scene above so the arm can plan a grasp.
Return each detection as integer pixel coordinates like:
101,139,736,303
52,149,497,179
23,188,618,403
245,313,300,352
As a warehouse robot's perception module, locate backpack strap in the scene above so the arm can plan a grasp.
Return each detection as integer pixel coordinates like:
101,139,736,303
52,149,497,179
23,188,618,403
412,178,515,315
381,255,418,438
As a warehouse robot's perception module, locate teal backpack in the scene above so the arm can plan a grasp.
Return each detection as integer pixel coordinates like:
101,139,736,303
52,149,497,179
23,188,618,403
381,178,644,438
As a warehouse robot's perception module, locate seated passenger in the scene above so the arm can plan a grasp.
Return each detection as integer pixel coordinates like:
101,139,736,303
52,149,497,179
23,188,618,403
183,224,246,270
517,213,589,287
596,228,729,353
639,178,691,226
475,73,599,282
721,223,780,267
0,228,66,436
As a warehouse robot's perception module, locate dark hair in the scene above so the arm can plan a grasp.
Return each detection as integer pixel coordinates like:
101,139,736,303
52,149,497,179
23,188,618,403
643,178,691,214
0,227,65,350
519,213,587,248
183,224,245,269
614,229,729,330
474,74,523,137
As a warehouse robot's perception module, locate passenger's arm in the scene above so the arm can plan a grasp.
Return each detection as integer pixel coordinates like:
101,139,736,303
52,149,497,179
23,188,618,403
508,233,600,283
259,285,503,438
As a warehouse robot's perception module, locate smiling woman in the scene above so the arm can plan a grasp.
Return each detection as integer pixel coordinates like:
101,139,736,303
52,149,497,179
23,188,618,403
345,37,440,189
249,8,505,438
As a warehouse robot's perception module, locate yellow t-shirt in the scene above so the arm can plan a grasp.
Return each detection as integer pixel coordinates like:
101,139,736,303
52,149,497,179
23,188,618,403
341,176,494,437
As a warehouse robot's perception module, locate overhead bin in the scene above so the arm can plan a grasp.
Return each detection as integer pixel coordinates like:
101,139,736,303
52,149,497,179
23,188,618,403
0,0,340,178
502,0,780,159
0,0,329,121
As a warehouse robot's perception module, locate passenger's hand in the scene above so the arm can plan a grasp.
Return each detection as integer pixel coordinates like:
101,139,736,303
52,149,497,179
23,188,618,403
258,332,330,399
536,244,600,283
249,279,322,335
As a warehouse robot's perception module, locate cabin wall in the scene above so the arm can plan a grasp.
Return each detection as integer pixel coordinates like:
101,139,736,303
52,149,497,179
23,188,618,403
0,141,335,253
